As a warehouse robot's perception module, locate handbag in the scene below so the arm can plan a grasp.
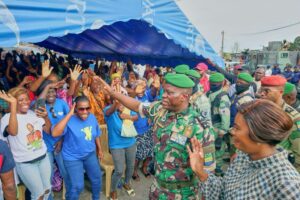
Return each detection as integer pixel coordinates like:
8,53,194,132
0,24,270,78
121,108,138,137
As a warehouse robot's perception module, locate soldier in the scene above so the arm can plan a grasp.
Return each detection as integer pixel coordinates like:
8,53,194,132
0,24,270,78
174,64,189,74
185,69,212,128
283,82,300,112
94,73,215,200
230,73,255,127
207,73,231,176
259,75,300,172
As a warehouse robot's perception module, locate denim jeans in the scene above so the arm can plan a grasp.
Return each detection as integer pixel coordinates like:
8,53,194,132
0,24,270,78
64,151,102,200
48,151,71,200
15,154,52,200
110,144,137,192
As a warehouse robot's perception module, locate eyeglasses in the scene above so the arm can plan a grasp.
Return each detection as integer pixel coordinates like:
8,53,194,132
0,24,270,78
77,107,91,112
50,107,57,118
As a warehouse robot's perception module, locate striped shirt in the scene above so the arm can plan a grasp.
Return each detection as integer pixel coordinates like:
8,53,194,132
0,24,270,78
200,148,300,200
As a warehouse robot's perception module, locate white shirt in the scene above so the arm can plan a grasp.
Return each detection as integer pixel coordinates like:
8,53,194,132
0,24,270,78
0,110,47,162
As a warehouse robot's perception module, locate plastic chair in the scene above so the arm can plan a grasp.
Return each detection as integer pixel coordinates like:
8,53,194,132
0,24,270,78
99,124,115,198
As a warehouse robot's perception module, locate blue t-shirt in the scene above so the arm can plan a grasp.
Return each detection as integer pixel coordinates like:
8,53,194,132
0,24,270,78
134,89,154,135
44,98,69,152
0,140,15,173
103,106,136,149
61,114,101,161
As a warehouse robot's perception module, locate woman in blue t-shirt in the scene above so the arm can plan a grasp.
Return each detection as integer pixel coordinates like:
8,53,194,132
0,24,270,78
104,99,137,200
52,95,103,200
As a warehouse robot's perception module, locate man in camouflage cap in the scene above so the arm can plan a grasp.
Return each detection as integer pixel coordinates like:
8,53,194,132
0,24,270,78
283,82,300,112
185,69,212,127
174,64,190,74
230,72,255,127
259,75,300,172
207,72,231,176
95,73,215,200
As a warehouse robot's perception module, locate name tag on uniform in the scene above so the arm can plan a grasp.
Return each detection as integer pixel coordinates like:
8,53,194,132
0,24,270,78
170,132,188,146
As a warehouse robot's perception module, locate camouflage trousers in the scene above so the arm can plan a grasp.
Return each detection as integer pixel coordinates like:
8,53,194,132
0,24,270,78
149,179,200,200
215,141,230,176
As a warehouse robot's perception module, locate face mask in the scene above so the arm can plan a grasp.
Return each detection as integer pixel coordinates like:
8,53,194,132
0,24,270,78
236,84,250,94
210,84,222,92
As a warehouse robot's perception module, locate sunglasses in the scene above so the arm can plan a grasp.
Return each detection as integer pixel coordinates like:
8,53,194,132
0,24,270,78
77,107,91,112
50,107,57,118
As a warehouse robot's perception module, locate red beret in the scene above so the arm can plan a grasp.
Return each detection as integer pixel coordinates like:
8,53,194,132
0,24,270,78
261,75,287,86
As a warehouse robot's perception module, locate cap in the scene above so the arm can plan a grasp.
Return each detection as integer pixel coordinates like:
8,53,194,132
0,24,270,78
209,72,225,83
195,63,208,71
164,73,195,88
174,64,190,74
261,75,287,86
185,69,200,79
237,73,253,83
284,82,296,95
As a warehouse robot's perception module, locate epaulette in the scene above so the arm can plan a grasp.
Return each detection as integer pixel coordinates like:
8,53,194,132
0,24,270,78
284,104,300,118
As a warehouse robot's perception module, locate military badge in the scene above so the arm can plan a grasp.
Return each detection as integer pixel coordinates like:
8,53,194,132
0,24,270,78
170,132,188,146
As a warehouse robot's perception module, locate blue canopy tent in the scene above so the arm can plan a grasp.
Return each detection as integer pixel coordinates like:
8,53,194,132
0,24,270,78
0,0,224,68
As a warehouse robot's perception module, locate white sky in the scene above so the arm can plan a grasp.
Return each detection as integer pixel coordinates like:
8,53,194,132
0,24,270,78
177,0,300,53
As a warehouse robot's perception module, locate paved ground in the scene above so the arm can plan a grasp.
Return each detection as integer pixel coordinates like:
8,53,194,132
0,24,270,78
54,170,153,200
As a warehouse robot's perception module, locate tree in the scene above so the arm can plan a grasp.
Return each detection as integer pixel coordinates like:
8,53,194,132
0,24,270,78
288,36,300,51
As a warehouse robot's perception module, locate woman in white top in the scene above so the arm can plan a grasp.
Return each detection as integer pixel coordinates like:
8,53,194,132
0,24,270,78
0,87,52,200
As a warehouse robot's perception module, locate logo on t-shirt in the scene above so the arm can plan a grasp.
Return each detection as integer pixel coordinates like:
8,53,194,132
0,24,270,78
81,126,92,141
26,123,42,151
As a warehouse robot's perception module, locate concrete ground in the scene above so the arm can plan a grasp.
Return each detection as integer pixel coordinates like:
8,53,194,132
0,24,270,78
54,170,153,200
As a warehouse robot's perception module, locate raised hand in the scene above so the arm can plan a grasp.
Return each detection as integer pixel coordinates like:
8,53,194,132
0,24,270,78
187,137,205,176
50,80,65,89
93,76,113,95
0,90,17,104
35,106,48,119
69,64,83,81
69,103,76,115
206,59,216,67
42,60,53,78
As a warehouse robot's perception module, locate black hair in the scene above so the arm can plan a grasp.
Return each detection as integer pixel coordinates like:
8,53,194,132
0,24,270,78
74,95,90,104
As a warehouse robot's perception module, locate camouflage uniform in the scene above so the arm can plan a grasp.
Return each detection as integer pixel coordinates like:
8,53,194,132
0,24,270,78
208,89,231,176
230,90,254,127
190,84,212,127
291,99,300,113
139,101,215,200
280,102,300,172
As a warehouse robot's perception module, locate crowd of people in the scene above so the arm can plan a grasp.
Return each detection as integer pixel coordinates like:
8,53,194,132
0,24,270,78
0,47,300,200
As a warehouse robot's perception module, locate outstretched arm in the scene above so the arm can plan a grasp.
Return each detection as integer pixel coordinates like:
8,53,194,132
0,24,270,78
94,76,141,113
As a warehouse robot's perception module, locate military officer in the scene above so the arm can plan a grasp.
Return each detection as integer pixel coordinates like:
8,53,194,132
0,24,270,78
283,82,300,112
260,75,300,172
207,73,231,176
94,73,215,199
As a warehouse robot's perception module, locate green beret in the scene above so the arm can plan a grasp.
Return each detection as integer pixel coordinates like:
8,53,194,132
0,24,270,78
174,64,190,74
209,72,225,83
164,73,195,88
284,82,296,95
237,73,253,83
185,69,200,79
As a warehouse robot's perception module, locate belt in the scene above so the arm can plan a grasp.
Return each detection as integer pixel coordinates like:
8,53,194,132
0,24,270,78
156,177,196,190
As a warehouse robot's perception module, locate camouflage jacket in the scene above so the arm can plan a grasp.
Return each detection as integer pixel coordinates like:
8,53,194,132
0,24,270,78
280,102,300,172
139,101,215,183
190,84,212,128
208,90,231,137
